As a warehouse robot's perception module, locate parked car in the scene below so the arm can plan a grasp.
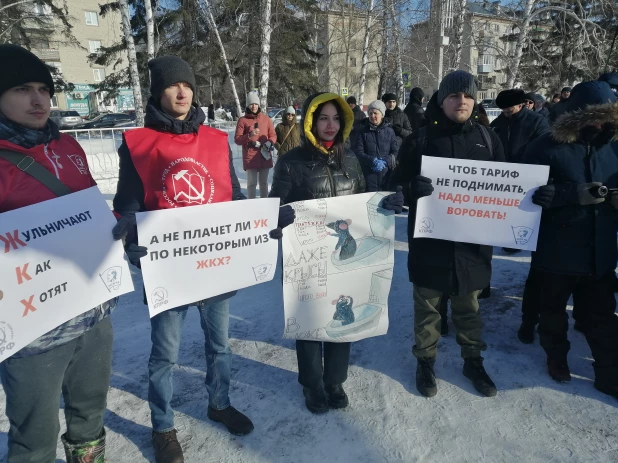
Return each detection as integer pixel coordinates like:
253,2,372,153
83,111,110,121
268,107,302,125
480,98,497,109
49,110,83,129
73,113,135,129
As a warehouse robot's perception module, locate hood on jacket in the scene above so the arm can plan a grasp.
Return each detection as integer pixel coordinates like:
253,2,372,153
300,92,354,154
552,81,618,144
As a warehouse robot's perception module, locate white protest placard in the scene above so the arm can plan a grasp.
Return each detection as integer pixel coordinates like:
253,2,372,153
414,156,550,250
0,187,134,361
137,198,280,317
282,193,395,343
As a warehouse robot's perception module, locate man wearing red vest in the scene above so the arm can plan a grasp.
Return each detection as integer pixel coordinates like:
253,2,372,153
0,44,116,463
113,56,293,463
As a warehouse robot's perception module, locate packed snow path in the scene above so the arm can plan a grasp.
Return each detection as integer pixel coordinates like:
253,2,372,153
0,213,616,462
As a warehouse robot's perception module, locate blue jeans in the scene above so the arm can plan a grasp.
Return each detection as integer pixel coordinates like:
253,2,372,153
148,298,232,432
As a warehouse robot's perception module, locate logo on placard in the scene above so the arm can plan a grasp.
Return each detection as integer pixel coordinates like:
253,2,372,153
418,217,434,234
152,287,169,309
100,267,123,292
0,322,15,355
512,226,534,245
161,159,215,207
67,154,89,175
253,263,272,281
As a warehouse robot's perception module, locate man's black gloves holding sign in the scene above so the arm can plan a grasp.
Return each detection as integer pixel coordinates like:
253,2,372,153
411,175,434,199
269,205,296,240
532,182,555,209
382,186,405,213
112,214,148,266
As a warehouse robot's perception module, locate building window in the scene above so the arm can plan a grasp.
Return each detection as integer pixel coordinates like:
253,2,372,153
494,24,500,31
50,95,59,108
350,57,357,67
482,54,494,65
33,3,51,15
489,91,496,98
93,68,105,82
89,40,102,53
478,92,487,100
85,11,98,26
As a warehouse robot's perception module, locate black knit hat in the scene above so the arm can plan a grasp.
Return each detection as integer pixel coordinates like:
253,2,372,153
496,89,525,109
148,56,196,102
524,92,536,102
0,44,54,98
438,71,478,105
346,96,357,104
561,87,572,93
382,92,397,103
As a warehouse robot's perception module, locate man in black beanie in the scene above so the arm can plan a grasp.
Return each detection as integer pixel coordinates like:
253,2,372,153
114,55,294,463
382,92,412,147
392,70,505,399
0,44,119,463
549,86,572,123
346,95,366,147
404,87,426,131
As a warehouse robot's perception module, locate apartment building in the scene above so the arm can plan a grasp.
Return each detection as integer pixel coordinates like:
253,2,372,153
27,0,133,115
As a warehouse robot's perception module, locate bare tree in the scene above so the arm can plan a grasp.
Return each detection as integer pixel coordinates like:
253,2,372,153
258,0,272,109
118,0,144,126
144,0,155,60
358,0,375,106
387,0,404,104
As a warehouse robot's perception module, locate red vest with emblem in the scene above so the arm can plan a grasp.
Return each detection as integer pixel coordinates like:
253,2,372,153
0,135,96,213
124,125,232,211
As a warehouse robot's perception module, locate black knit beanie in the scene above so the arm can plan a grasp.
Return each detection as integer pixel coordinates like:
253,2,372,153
437,71,478,105
411,87,424,100
382,92,397,103
148,56,197,102
524,92,536,102
496,89,525,109
0,44,54,98
346,96,357,105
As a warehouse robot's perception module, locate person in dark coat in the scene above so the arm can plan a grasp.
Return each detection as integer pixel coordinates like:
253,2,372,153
598,72,618,95
523,92,536,111
534,94,550,119
382,92,412,147
346,95,366,148
207,103,215,122
269,92,403,414
403,87,426,131
521,81,618,398
354,99,399,191
549,86,572,123
392,70,505,399
491,89,549,163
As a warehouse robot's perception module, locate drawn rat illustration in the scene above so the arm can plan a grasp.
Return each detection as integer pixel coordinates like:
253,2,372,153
332,295,355,325
327,219,357,260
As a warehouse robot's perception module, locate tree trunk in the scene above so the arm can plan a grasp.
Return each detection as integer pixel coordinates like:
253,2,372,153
377,7,389,99
258,0,272,110
203,0,243,118
358,0,375,107
144,0,155,60
453,0,466,69
507,0,534,88
388,0,404,106
118,0,144,127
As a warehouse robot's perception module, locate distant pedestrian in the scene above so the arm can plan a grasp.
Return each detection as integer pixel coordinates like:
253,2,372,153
534,94,550,120
549,87,572,123
381,92,412,147
275,106,300,157
403,87,426,132
346,95,366,147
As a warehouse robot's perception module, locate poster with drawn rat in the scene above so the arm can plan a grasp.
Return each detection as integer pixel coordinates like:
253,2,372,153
281,193,395,342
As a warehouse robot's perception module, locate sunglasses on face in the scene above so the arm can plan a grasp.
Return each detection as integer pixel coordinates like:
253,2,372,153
525,100,534,104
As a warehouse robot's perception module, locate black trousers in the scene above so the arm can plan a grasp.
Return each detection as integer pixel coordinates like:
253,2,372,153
522,267,583,326
537,270,618,381
296,340,351,390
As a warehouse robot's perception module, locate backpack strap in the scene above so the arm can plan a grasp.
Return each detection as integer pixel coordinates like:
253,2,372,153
477,124,494,160
0,149,72,197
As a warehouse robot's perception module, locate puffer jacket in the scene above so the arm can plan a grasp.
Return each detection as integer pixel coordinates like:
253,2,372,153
349,104,367,148
404,98,426,132
490,107,549,163
234,109,276,170
392,92,506,296
523,81,618,277
274,119,301,156
384,106,413,147
354,118,399,191
269,93,365,204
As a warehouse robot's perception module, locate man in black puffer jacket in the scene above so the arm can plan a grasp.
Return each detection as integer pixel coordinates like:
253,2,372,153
392,71,505,399
521,80,618,397
346,95,367,149
382,92,412,147
404,87,427,131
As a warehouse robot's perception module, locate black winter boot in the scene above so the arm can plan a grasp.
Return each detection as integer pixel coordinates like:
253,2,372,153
594,381,618,398
416,357,437,397
152,429,184,463
517,322,535,344
478,286,491,299
62,431,106,463
547,356,571,383
463,357,497,397
208,405,254,435
325,384,349,409
303,387,329,414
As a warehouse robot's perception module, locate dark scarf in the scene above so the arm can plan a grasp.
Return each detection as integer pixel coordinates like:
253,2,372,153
144,98,205,134
0,113,59,148
244,107,262,119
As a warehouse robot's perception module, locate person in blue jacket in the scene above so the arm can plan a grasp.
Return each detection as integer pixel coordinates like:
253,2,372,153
522,80,618,397
354,100,399,191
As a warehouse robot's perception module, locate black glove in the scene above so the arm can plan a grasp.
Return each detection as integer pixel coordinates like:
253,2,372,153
532,183,555,209
277,205,295,229
382,186,405,213
411,175,434,199
269,228,283,240
125,243,148,267
112,214,148,266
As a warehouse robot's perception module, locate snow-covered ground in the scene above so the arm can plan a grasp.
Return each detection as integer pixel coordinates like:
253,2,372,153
1,136,617,462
